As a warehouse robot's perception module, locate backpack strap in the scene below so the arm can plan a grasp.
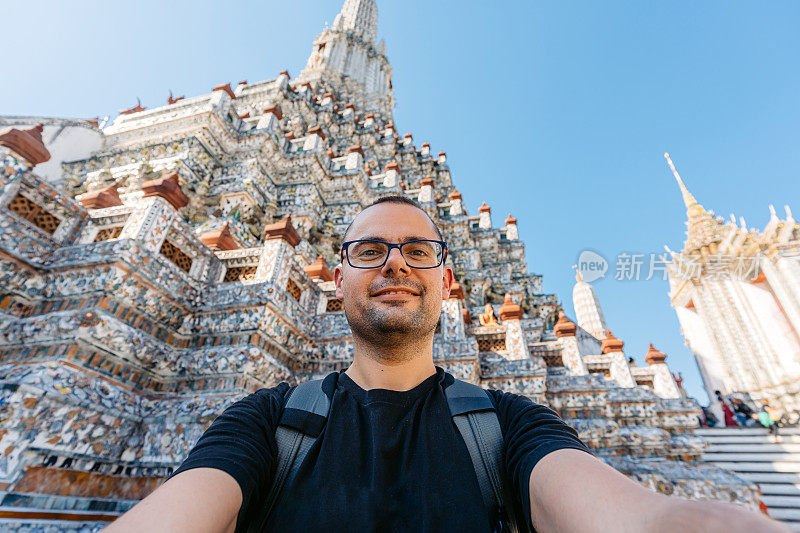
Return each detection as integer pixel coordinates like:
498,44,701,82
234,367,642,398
445,379,522,533
248,375,333,533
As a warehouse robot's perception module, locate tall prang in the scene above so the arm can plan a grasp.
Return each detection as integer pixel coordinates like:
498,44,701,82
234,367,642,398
0,3,764,530
663,153,800,417
298,0,393,115
573,270,608,341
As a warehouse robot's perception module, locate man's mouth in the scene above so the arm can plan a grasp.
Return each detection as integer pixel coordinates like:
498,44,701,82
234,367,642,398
370,287,420,297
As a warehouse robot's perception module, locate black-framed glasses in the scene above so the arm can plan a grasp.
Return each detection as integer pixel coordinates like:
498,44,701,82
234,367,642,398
341,239,448,269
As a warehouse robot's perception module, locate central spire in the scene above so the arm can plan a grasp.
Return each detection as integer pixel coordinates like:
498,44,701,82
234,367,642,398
664,152,700,213
333,0,378,44
664,152,714,224
664,153,724,255
299,0,393,114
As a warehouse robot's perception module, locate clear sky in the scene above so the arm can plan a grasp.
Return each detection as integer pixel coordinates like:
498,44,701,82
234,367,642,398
5,1,799,403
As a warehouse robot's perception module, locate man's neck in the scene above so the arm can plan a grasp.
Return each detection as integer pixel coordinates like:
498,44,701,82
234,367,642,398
345,336,437,391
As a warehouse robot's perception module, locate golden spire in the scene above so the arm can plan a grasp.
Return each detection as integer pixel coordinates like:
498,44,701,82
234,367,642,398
664,153,722,256
664,152,706,219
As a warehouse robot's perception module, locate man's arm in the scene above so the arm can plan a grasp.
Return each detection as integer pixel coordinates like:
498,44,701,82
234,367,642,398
529,448,789,533
105,468,242,533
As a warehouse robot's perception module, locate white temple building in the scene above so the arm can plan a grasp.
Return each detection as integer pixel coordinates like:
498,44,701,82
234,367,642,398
664,153,800,416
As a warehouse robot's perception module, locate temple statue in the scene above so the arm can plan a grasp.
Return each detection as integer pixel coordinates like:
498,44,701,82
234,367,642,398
479,304,499,326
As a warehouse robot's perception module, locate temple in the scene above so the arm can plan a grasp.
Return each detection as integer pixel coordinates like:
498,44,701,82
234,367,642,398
0,1,767,529
664,153,800,417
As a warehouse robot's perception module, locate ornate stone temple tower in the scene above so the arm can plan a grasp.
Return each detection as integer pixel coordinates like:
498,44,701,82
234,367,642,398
664,153,800,416
299,0,393,115
0,3,764,529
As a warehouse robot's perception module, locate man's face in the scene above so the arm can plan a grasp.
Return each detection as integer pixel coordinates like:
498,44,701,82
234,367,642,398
334,203,453,349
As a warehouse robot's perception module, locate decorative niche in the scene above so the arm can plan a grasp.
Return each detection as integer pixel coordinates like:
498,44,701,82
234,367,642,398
325,298,343,312
7,192,62,235
286,278,302,302
476,334,506,353
94,226,124,242
224,265,257,283
160,240,193,273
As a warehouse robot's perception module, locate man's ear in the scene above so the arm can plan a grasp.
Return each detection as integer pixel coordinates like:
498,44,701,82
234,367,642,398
441,266,454,300
334,265,344,300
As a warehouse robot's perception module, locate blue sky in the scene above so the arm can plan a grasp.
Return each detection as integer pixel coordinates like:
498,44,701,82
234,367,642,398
5,1,799,403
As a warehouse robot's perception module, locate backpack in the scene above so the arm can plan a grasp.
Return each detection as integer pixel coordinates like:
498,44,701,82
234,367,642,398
247,373,523,533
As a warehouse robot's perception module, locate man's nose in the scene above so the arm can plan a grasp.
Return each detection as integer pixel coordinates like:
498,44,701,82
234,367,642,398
380,246,410,276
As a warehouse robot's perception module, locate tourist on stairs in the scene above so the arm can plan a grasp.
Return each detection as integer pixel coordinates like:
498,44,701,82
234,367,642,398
731,398,756,427
759,400,781,440
716,390,738,427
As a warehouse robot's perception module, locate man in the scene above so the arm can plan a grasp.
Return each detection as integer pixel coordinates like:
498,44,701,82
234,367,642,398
108,197,787,532
716,390,738,427
732,398,756,427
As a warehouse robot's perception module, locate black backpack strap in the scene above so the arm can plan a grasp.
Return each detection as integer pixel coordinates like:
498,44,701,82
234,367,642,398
248,375,334,533
445,379,522,533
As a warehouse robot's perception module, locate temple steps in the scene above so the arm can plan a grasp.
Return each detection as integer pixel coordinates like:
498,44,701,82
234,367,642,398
769,508,800,525
697,427,800,530
705,453,800,463
0,518,106,532
710,461,800,473
740,473,800,484
758,483,800,496
0,490,127,531
701,435,800,444
705,442,800,453
696,428,800,436
762,495,800,508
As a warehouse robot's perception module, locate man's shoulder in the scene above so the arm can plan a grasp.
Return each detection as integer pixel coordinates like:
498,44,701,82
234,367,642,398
440,375,552,421
231,381,295,413
482,387,533,405
440,374,538,409
483,387,530,410
239,371,340,413
481,386,563,421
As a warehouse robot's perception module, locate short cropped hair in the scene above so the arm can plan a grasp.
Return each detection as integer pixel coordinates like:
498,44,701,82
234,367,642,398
342,195,444,242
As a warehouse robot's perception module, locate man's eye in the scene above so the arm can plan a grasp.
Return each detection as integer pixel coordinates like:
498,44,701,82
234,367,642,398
406,244,434,257
355,248,383,258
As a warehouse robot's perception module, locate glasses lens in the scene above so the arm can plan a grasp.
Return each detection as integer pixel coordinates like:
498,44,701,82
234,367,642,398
401,240,443,267
348,240,389,267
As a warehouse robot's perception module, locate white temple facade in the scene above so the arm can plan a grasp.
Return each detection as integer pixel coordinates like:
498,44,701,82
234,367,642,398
664,153,800,415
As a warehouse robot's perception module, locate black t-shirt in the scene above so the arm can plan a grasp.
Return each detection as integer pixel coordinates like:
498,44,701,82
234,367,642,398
172,368,590,532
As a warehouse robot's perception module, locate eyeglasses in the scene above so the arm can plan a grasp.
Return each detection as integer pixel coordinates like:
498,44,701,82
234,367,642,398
341,239,448,269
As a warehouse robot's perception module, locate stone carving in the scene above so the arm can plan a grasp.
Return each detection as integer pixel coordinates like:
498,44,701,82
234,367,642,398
479,304,498,326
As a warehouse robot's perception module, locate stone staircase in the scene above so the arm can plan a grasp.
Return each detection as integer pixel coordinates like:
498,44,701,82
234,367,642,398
697,427,800,531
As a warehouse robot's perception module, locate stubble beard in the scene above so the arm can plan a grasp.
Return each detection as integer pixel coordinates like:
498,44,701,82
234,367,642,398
344,284,440,364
